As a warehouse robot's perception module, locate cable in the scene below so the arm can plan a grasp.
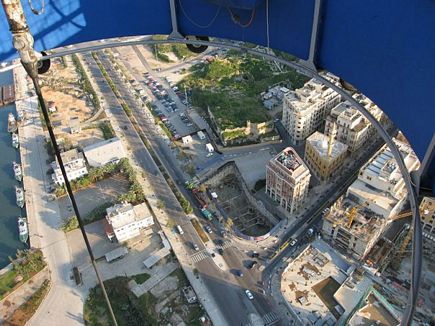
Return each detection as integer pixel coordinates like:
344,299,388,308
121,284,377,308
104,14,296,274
31,73,119,326
178,0,221,29
266,0,270,51
227,7,256,28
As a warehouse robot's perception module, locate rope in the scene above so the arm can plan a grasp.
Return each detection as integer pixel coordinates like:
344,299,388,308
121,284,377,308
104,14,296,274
227,7,256,28
178,0,221,29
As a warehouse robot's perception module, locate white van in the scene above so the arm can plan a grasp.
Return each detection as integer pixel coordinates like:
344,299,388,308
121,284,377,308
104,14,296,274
176,225,184,235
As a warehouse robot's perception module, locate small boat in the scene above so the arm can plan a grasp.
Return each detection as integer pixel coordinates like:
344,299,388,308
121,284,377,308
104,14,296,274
17,217,29,243
7,113,18,133
15,186,25,208
12,133,19,149
13,161,22,182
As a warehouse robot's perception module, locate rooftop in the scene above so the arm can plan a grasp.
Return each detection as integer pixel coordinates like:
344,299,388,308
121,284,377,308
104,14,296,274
281,240,370,325
106,202,151,229
306,131,348,160
269,147,311,181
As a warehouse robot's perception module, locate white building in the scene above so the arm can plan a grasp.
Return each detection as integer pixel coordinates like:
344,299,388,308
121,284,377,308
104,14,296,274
83,137,127,167
282,73,341,145
325,94,384,152
51,148,88,185
266,147,311,214
346,139,420,218
105,202,154,242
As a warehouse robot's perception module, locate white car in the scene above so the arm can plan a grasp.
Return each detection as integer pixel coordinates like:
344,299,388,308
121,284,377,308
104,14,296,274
290,239,298,246
245,289,254,300
206,152,213,158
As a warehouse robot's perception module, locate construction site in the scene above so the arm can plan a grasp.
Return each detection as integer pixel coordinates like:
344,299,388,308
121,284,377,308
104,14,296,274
200,162,278,237
321,198,387,261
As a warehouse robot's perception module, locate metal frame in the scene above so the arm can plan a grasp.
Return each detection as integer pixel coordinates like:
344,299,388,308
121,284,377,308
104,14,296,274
35,37,422,325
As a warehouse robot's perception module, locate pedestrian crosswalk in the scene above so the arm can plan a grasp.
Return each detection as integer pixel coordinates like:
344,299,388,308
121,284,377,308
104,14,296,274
262,311,280,325
244,311,280,326
190,250,209,263
216,241,233,250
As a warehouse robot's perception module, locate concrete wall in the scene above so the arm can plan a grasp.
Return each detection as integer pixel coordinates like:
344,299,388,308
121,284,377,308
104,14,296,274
0,267,50,323
201,161,279,226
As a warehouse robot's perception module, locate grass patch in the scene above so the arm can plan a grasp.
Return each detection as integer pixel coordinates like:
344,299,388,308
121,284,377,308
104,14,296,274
5,279,51,326
99,121,115,139
62,215,79,232
84,276,158,326
0,250,46,300
179,54,308,130
71,53,101,111
0,269,17,300
132,273,151,285
190,219,209,243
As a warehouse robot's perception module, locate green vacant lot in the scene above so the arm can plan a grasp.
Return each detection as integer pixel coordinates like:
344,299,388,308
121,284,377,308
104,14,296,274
179,52,308,130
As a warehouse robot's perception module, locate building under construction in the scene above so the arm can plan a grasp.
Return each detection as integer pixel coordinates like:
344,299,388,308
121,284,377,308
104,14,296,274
322,197,387,260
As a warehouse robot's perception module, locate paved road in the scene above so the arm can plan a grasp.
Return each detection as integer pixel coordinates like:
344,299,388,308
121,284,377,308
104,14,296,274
85,51,277,326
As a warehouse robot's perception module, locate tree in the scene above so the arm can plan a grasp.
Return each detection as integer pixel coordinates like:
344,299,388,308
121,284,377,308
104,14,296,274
157,200,165,210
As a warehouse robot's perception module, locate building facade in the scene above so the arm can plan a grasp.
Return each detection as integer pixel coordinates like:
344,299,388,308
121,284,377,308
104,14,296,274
266,147,311,214
304,131,348,181
51,148,88,185
83,137,127,167
346,139,420,218
325,94,384,152
282,73,341,145
105,202,154,242
421,197,435,243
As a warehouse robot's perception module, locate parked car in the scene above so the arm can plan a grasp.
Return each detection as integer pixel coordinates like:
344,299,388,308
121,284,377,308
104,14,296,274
245,289,254,300
290,239,298,246
236,270,244,277
251,251,259,258
192,243,199,251
218,248,224,255
205,226,212,233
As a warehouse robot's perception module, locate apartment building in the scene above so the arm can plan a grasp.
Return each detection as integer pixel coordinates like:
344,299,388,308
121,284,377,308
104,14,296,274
304,130,348,181
105,202,154,242
282,73,341,145
421,197,435,242
51,148,88,185
325,94,384,152
266,147,311,214
346,139,420,218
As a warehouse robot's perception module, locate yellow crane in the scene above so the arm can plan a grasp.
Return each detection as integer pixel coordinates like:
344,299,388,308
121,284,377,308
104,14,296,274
346,202,369,228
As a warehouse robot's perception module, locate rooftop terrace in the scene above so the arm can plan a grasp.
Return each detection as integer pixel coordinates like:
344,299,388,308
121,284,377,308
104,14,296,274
274,147,302,172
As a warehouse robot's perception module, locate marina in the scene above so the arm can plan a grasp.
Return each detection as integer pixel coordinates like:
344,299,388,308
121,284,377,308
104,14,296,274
7,112,17,133
0,70,25,268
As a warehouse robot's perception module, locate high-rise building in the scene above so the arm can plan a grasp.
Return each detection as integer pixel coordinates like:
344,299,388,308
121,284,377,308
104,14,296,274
325,94,384,152
421,197,435,242
304,129,348,181
266,147,311,214
346,139,420,218
282,73,341,145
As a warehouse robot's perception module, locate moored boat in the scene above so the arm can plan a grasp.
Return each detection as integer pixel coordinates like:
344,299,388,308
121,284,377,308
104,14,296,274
12,133,19,149
15,186,24,208
7,112,17,133
17,217,29,243
13,161,22,182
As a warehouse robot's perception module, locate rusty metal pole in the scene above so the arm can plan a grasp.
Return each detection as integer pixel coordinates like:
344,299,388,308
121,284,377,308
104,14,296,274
1,1,119,325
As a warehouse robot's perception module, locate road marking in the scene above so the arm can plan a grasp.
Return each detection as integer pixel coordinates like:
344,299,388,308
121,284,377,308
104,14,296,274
263,311,280,325
190,250,210,263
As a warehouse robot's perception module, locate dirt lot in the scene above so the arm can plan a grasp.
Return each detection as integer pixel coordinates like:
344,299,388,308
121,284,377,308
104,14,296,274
58,173,130,221
40,55,106,147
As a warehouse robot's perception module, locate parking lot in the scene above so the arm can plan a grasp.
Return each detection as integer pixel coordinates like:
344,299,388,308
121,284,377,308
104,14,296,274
179,132,223,172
